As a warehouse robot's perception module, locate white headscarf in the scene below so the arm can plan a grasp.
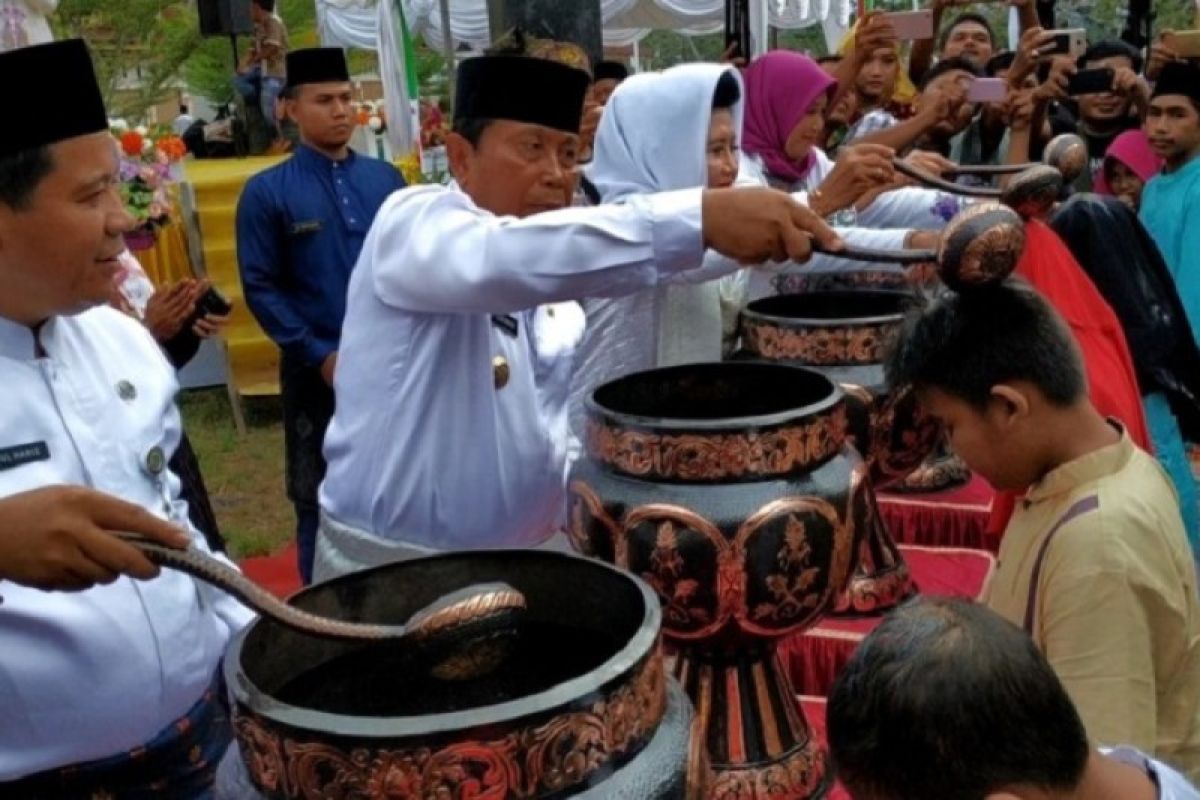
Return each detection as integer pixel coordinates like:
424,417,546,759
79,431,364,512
569,64,745,447
588,63,745,203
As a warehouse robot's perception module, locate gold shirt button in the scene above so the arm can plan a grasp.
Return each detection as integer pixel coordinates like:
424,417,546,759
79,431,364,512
493,356,510,389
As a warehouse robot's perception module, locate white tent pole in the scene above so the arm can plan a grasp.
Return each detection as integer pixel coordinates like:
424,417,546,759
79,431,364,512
439,0,457,115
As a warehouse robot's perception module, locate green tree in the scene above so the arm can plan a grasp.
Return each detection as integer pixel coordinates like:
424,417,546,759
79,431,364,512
55,0,201,118
181,0,318,108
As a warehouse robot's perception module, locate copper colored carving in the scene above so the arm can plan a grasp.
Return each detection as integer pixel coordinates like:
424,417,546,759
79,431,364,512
235,653,666,799
736,291,928,617
571,362,864,798
740,320,892,366
585,405,848,482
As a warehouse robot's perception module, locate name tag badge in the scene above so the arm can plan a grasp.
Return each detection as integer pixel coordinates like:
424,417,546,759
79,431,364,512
289,220,323,236
0,441,50,471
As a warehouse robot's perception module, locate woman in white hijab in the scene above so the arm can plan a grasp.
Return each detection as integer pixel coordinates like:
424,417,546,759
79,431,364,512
569,64,924,447
568,64,750,445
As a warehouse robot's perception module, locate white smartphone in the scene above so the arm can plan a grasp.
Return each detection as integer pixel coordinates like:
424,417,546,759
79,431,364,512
967,77,1008,103
880,10,935,41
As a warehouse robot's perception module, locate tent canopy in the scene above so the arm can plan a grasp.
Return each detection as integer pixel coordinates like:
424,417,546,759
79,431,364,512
318,0,852,52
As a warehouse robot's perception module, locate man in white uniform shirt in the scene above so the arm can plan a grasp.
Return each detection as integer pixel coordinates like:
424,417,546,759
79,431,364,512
315,53,841,578
0,40,252,796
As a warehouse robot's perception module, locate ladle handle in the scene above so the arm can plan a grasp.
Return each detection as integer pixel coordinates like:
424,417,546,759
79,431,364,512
812,242,937,265
945,162,1035,177
118,534,413,641
892,158,1002,198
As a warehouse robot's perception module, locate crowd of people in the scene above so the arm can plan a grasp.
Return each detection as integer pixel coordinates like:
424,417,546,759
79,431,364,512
3,1,1200,796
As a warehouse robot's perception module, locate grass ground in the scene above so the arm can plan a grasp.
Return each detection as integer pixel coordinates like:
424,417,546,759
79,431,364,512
179,388,293,559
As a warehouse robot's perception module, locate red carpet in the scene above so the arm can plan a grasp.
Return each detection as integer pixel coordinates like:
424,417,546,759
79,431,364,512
780,545,997,696
238,541,301,598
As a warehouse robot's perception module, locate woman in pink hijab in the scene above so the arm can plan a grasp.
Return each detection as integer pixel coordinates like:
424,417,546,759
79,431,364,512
1095,129,1162,212
742,50,840,191
739,50,971,231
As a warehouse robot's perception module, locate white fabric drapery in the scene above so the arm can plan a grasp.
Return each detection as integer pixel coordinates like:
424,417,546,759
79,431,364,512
316,0,851,53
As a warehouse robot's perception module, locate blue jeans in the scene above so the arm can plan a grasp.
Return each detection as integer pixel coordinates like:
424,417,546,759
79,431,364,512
232,66,284,133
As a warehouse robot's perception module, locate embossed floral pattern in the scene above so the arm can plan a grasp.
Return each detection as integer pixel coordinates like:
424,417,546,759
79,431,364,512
584,406,847,482
235,655,666,799
741,320,894,367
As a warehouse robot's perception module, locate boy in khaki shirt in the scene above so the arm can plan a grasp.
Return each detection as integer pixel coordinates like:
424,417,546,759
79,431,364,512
885,279,1200,779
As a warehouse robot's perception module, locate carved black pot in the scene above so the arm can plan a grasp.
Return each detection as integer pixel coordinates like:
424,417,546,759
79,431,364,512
568,362,865,799
224,551,677,799
736,290,930,615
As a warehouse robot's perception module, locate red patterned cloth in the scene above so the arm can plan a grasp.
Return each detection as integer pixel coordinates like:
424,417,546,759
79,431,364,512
780,545,997,696
876,474,995,551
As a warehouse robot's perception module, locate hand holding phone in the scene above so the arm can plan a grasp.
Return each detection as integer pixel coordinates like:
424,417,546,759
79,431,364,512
967,77,1008,103
1163,30,1200,58
1043,28,1087,59
880,10,934,41
1066,67,1115,96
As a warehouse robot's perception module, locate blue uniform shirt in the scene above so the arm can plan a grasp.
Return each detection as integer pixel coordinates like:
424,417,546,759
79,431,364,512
236,144,405,366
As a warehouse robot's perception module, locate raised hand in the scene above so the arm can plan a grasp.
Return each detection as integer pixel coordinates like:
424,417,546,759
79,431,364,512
702,187,844,264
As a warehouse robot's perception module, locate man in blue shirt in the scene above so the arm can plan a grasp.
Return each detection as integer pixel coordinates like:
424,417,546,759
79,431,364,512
1142,61,1200,350
236,47,404,582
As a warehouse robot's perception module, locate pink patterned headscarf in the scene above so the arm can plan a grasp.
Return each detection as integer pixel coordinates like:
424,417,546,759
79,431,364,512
741,51,837,184
1095,130,1162,195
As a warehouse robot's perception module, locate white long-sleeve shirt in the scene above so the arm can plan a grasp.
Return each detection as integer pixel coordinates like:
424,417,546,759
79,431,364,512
319,184,705,548
0,307,252,780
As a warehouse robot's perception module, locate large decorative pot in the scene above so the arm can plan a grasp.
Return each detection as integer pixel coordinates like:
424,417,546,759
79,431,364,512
223,550,686,799
568,362,864,799
737,290,932,615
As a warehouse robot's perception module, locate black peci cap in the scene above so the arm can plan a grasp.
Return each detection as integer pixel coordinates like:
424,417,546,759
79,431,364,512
285,47,351,90
454,55,590,134
0,40,109,158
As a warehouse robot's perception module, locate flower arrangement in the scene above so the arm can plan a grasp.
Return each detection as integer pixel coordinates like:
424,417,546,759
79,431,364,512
110,122,187,246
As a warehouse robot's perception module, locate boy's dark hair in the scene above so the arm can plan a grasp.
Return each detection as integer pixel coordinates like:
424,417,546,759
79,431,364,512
985,50,1015,77
179,103,189,115
884,279,1086,410
918,56,983,91
0,146,55,210
938,12,996,51
827,597,1091,800
1079,39,1143,73
252,0,275,11
712,71,741,109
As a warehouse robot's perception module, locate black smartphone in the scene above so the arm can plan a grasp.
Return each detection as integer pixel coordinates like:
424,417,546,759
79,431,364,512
193,285,233,319
724,0,750,62
1067,67,1115,96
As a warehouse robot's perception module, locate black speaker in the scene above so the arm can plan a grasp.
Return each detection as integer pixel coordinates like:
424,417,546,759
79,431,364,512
198,0,254,37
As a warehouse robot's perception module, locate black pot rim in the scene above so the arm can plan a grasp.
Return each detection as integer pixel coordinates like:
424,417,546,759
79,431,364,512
585,361,844,433
223,550,662,738
741,289,910,328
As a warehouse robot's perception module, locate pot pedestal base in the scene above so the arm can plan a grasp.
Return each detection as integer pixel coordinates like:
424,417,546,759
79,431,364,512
832,476,917,617
676,643,829,799
887,451,971,495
